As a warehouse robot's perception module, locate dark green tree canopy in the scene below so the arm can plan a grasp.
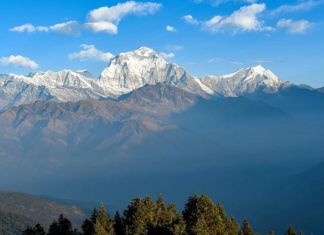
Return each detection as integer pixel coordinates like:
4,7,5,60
94,203,114,235
21,194,308,235
241,218,255,235
284,225,297,235
22,224,46,235
183,195,238,235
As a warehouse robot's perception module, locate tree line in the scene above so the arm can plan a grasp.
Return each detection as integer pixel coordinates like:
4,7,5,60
22,194,304,235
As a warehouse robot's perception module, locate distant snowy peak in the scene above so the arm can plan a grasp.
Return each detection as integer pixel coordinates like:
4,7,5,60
0,70,109,111
200,65,290,97
99,47,193,96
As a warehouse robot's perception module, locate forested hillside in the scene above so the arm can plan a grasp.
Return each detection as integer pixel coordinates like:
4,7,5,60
22,195,304,235
0,191,86,234
0,210,35,235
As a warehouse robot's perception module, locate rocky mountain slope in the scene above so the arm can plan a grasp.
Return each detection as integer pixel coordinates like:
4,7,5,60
0,84,198,161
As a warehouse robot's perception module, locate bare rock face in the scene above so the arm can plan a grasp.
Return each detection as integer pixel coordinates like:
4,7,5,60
0,84,198,160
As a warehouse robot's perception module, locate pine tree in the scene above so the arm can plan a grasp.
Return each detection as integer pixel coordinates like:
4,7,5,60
82,219,95,235
82,208,98,235
146,195,185,235
94,203,114,235
154,196,176,232
183,195,230,235
48,214,74,235
169,214,186,235
284,225,297,235
91,208,99,223
23,225,45,235
114,211,125,235
123,197,155,235
241,218,254,235
226,217,240,235
33,224,45,235
47,220,60,235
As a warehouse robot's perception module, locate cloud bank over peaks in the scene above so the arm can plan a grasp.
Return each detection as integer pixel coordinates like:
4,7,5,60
10,1,161,36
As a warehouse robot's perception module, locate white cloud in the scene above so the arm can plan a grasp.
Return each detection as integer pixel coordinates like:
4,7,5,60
10,24,36,33
159,52,175,59
166,25,177,32
202,3,269,32
10,21,81,35
182,15,200,25
272,0,324,15
87,1,161,34
0,55,39,69
68,44,114,62
88,1,161,23
10,1,161,36
49,21,81,35
277,18,312,34
85,21,118,34
183,4,270,33
9,24,49,33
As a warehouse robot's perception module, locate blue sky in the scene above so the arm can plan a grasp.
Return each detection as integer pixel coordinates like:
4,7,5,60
0,0,323,87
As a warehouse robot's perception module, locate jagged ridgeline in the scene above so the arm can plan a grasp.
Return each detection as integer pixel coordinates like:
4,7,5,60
0,47,289,111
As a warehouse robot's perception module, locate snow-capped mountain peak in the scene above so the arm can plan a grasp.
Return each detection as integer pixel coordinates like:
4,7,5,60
98,47,192,96
251,64,266,73
116,46,162,62
132,46,158,57
200,65,289,97
248,65,279,82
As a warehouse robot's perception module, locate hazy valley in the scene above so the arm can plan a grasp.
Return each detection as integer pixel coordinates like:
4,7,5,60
0,47,324,234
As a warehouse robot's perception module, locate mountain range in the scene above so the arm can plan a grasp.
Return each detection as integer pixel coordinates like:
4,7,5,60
1,47,324,234
0,47,294,111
